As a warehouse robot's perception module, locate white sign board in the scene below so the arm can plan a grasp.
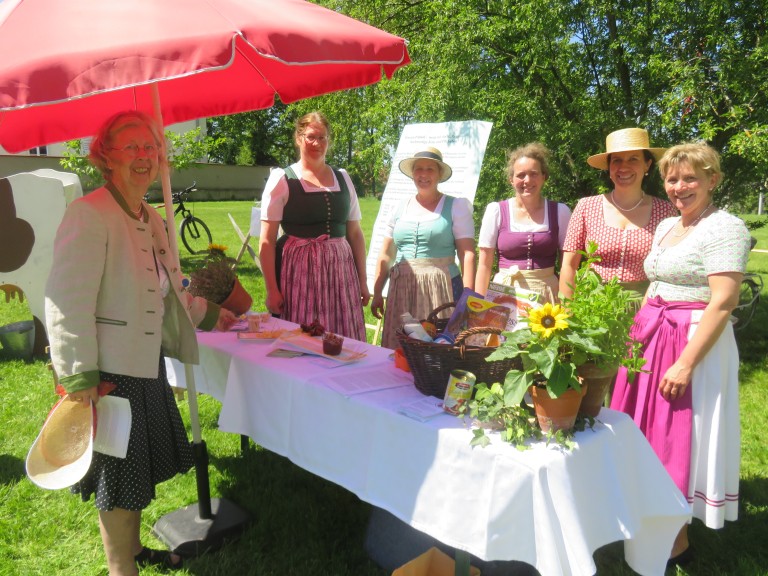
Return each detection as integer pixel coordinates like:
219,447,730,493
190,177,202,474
365,120,493,294
0,170,83,336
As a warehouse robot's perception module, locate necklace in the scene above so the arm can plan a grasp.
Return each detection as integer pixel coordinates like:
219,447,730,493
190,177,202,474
130,203,144,218
671,204,712,237
514,197,544,221
610,190,645,212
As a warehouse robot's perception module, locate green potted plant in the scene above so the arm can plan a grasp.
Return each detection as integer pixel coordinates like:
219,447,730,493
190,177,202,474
561,241,646,416
187,244,252,315
468,241,644,441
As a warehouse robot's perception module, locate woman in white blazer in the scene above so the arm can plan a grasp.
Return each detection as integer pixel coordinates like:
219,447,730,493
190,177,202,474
46,111,235,575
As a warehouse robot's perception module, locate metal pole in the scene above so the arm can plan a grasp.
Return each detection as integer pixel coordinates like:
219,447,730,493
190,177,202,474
184,364,213,519
151,85,180,271
151,83,211,519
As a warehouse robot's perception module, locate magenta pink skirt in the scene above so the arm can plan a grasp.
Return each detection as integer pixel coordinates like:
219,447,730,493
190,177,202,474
611,297,706,496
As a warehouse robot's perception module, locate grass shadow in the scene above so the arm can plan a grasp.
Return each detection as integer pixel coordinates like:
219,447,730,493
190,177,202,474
203,445,386,575
0,453,26,485
736,297,768,372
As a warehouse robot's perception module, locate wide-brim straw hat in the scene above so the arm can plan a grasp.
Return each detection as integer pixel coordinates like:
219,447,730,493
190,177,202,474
26,396,95,490
587,128,667,170
399,147,453,183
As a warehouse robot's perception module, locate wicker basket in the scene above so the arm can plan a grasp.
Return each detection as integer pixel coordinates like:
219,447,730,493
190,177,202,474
396,305,521,398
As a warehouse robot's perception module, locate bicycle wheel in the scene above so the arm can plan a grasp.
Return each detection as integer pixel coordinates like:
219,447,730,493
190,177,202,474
180,216,213,255
733,274,762,332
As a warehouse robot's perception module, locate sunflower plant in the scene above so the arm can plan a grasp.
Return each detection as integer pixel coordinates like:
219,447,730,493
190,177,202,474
484,241,643,406
463,296,602,449
466,241,643,448
485,301,601,407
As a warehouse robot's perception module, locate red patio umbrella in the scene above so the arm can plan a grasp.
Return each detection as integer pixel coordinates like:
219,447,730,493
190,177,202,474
0,0,410,152
0,0,410,250
0,0,409,556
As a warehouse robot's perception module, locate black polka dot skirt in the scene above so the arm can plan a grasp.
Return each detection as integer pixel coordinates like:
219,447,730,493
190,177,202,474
71,356,194,511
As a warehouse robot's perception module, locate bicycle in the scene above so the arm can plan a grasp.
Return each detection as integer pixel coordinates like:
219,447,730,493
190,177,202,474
156,182,213,255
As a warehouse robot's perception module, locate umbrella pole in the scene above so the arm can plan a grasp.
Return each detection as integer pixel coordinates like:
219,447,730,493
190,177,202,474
183,364,211,519
153,364,250,557
149,86,249,556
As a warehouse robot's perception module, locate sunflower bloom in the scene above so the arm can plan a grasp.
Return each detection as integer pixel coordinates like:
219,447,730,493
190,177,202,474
208,243,229,254
529,303,569,338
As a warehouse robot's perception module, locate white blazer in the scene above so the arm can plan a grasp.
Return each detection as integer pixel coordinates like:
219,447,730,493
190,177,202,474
46,186,219,394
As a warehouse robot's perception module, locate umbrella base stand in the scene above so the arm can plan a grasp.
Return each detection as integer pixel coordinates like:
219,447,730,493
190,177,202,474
152,497,250,557
152,441,250,558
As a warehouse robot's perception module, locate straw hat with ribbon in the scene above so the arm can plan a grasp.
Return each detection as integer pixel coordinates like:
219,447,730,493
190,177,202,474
587,128,667,170
26,396,96,490
399,147,453,183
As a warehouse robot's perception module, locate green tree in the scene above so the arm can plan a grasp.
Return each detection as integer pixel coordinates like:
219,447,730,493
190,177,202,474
203,0,768,209
313,0,768,208
206,105,292,166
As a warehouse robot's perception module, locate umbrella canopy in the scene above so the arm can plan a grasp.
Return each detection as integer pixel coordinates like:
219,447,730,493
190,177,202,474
0,0,410,462
0,0,410,152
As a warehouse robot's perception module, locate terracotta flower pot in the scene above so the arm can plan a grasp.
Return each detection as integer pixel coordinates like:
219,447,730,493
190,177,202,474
219,276,253,316
576,363,619,417
530,383,587,433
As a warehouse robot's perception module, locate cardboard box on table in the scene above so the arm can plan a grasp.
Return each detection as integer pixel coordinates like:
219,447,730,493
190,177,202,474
392,547,480,576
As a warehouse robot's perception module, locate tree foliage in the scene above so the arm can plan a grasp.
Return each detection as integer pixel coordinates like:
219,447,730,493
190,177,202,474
203,0,768,209
206,106,292,166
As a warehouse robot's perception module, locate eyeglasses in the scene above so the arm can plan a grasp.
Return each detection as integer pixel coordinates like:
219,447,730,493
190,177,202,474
302,134,328,145
109,143,159,156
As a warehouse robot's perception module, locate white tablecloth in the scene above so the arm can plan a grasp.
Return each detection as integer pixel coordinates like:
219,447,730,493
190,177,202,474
167,322,691,576
165,330,233,401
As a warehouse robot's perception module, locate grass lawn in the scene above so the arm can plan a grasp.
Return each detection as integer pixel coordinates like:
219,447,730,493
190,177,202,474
1,198,766,575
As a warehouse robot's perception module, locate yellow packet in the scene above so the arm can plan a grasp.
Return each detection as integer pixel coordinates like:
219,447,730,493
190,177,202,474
464,296,510,346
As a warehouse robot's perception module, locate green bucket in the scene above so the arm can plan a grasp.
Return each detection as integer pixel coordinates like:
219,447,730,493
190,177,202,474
0,320,35,361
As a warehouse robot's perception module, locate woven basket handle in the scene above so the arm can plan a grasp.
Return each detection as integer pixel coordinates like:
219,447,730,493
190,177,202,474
454,326,503,347
427,302,456,324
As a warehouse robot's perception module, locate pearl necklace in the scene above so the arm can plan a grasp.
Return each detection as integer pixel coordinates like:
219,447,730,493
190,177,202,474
610,190,645,212
130,203,144,219
671,204,712,237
